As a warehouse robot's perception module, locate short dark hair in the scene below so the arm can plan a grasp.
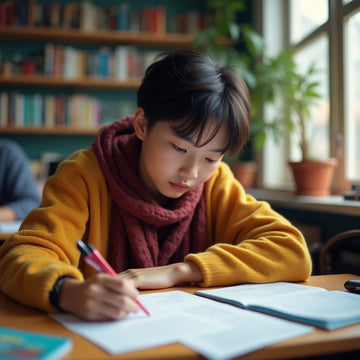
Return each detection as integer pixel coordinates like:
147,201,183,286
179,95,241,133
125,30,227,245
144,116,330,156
137,49,251,155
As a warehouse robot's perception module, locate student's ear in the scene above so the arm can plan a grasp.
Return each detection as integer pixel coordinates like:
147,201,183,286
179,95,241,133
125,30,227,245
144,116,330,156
133,108,148,140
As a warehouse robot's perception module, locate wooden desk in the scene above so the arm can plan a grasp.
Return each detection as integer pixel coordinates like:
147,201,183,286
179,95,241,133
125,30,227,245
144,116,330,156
0,233,11,240
0,233,11,247
1,274,359,360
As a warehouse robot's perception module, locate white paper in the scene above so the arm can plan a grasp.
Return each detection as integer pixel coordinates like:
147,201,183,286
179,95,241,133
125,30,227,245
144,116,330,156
51,290,313,360
0,221,21,233
182,310,313,360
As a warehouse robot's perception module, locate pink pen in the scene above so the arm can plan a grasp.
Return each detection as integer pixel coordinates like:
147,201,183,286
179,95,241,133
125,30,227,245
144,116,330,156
83,256,103,272
77,240,150,316
86,243,118,276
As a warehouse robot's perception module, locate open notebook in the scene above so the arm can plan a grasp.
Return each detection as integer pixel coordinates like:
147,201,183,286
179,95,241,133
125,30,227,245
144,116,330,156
195,281,360,330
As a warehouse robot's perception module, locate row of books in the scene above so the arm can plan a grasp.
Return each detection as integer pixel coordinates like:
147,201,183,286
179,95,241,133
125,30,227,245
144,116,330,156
0,92,134,129
0,0,211,34
3,45,162,80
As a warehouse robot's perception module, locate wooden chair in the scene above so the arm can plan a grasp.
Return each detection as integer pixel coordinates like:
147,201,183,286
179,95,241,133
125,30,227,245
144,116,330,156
320,229,360,275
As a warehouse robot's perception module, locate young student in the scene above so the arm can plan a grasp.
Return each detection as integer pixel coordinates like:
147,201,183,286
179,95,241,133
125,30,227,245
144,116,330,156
0,139,40,222
0,50,312,321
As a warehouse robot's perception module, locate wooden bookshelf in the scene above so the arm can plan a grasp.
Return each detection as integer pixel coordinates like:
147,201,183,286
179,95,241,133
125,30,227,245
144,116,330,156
0,74,141,90
0,126,98,135
0,26,195,47
0,25,205,134
0,1,217,144
0,26,231,48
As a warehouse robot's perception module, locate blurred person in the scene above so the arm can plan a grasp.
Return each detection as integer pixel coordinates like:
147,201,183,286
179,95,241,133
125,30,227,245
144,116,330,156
0,139,40,221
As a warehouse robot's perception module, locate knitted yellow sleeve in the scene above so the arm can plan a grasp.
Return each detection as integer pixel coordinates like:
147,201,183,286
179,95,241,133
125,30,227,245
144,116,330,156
185,162,312,287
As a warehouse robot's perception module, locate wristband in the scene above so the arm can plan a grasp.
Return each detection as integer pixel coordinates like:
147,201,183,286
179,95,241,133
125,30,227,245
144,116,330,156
49,276,73,311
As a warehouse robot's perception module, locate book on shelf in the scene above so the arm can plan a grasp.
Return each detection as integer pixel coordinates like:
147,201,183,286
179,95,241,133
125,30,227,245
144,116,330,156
0,326,72,360
0,91,102,129
195,281,360,330
80,0,97,32
0,92,8,127
116,3,130,31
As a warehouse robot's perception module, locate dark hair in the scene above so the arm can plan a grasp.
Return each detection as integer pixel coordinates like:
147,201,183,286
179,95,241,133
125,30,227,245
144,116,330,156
137,49,251,155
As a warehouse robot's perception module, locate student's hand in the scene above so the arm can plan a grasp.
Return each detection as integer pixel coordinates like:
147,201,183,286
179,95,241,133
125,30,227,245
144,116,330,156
59,274,141,321
0,205,17,222
118,261,203,289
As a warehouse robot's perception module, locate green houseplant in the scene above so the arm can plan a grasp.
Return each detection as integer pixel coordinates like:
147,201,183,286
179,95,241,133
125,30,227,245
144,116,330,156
194,0,337,195
283,64,338,196
193,0,296,188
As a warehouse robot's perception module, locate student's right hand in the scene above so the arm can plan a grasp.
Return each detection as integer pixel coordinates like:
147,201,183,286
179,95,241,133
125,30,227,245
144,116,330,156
58,274,141,321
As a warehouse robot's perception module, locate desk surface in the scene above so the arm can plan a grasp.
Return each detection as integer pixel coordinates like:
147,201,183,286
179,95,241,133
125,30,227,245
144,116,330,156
1,274,359,360
0,233,11,241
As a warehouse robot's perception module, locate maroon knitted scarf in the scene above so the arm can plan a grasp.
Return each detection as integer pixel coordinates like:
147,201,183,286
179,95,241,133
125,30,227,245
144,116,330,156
92,116,207,272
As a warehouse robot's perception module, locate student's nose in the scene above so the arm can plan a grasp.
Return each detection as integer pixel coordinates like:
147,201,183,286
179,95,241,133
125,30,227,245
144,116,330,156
179,158,199,180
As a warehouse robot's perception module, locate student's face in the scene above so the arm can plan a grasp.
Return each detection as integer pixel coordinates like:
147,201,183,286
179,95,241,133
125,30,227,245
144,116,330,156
134,109,227,205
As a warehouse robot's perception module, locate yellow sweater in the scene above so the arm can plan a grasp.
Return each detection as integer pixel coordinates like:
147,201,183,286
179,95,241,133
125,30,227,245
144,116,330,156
0,148,312,312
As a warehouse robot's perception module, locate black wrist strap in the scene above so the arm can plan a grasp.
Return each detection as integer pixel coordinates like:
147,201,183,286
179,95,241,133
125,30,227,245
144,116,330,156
49,276,73,312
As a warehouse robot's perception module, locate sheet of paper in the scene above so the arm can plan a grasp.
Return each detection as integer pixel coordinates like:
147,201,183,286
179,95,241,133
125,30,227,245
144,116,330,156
51,290,313,360
0,221,22,233
181,309,313,360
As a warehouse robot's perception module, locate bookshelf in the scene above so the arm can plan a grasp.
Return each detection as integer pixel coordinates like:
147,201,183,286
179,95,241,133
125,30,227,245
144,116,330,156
0,28,197,134
0,26,195,47
0,0,209,160
0,74,141,90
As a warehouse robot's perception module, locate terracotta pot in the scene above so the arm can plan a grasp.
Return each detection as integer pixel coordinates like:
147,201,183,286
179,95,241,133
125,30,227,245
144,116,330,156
288,158,338,196
230,161,257,189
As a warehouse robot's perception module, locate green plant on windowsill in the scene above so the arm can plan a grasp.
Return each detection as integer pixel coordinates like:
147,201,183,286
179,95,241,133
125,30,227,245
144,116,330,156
279,63,322,162
194,0,337,194
280,62,338,196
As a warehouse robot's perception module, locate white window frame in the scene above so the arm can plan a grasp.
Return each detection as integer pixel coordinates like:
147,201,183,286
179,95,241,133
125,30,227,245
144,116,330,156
256,0,360,193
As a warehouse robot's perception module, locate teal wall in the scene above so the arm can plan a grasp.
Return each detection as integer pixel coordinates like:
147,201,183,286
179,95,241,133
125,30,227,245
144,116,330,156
0,133,94,160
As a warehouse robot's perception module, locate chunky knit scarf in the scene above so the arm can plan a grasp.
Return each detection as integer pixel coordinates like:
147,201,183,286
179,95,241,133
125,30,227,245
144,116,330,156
92,116,207,272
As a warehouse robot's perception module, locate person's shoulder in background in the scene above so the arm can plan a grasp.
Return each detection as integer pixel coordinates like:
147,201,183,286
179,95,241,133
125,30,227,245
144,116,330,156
0,139,41,221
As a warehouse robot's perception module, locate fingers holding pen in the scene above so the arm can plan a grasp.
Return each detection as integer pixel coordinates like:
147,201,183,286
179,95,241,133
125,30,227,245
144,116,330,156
95,274,141,319
60,274,141,321
102,274,139,298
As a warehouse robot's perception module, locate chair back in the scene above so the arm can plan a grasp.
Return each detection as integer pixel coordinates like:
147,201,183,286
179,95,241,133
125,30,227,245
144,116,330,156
320,229,360,275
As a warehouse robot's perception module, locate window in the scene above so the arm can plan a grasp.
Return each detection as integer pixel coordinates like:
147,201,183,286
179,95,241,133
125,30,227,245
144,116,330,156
344,9,360,181
261,0,360,192
290,0,328,44
292,36,329,161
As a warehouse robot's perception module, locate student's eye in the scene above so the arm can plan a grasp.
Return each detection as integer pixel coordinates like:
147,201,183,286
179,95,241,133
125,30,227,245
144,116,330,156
205,158,217,164
172,143,186,153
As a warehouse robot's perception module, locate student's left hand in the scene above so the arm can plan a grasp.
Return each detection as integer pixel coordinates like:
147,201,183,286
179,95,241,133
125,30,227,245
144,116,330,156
118,261,203,289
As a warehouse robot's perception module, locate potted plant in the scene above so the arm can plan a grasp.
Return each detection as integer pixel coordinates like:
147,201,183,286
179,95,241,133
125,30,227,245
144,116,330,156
282,64,337,196
194,0,337,195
